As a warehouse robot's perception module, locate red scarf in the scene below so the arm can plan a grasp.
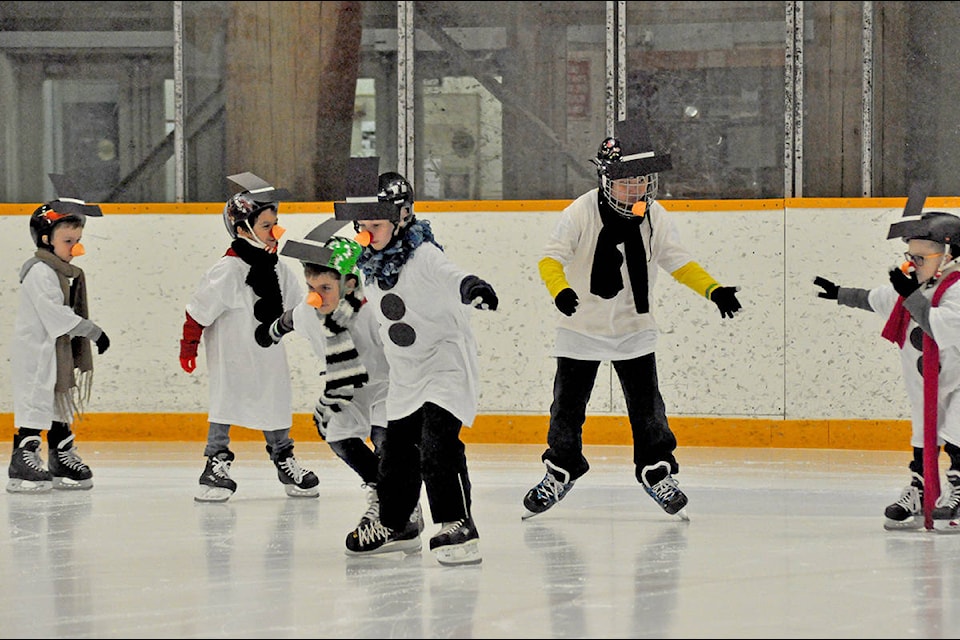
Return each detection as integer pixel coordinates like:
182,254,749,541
882,270,960,528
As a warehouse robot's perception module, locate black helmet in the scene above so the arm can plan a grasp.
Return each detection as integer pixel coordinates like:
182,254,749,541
378,172,414,211
223,172,291,239
591,119,672,219
30,174,103,248
887,211,960,244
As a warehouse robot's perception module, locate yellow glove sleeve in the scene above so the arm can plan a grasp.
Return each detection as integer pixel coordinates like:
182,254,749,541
538,256,571,299
671,261,721,299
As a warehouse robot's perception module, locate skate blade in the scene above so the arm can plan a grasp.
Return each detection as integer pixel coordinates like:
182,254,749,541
52,476,93,490
674,508,690,522
934,519,960,533
195,486,234,503
6,478,53,493
284,485,320,498
883,517,924,531
433,540,482,566
521,508,543,521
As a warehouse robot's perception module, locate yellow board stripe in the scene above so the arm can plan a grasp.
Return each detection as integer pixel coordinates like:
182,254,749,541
0,413,911,451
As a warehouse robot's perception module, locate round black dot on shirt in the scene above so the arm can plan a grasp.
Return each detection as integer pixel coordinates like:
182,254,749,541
388,322,416,347
910,327,925,351
381,293,406,321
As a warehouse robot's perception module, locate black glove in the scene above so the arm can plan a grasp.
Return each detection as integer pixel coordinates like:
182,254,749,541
254,310,294,348
710,286,742,319
555,288,579,316
890,267,921,298
460,275,499,310
813,276,839,300
95,331,110,355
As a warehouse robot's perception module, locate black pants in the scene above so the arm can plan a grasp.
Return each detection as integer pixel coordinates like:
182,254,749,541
543,354,678,483
377,402,473,530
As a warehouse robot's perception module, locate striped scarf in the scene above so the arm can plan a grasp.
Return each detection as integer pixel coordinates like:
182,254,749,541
315,294,369,429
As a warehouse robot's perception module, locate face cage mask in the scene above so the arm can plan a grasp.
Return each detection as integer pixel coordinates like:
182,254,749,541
600,173,658,219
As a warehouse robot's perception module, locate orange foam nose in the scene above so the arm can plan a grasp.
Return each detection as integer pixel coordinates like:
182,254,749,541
71,243,86,257
272,224,286,240
355,230,372,247
306,291,324,309
900,261,914,274
632,201,647,217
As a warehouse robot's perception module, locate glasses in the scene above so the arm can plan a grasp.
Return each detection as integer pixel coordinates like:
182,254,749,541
904,251,944,266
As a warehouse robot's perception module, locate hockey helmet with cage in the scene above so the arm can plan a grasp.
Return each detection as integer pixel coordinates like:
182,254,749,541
592,118,672,219
222,172,291,239
30,174,103,248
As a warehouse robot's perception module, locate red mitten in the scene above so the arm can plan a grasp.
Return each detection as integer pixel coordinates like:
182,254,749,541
180,311,204,374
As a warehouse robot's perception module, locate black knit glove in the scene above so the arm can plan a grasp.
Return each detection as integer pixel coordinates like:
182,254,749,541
710,286,742,319
460,275,499,310
889,267,921,298
555,288,579,316
254,310,294,348
95,331,110,355
813,276,839,300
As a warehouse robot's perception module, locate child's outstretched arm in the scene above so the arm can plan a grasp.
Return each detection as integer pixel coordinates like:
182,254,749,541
814,275,874,311
671,261,742,319
255,308,295,347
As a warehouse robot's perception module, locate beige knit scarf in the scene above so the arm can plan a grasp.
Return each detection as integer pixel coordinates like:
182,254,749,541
29,249,94,421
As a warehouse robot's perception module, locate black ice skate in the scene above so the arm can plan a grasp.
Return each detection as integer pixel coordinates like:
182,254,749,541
7,434,53,493
429,517,482,566
933,471,960,531
884,472,923,530
641,461,689,520
522,460,575,520
345,517,421,556
48,434,93,490
195,449,237,503
271,445,319,498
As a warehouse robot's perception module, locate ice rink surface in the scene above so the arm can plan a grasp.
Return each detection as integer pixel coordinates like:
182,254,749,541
3,441,960,639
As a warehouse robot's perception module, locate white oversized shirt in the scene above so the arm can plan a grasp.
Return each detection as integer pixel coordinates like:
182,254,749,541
186,253,303,430
362,242,480,427
11,261,86,428
865,266,960,447
542,189,696,361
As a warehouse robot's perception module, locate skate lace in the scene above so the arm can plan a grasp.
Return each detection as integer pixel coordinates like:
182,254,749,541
20,443,45,472
438,519,466,536
534,473,568,502
357,520,390,545
210,456,233,479
56,447,89,472
895,483,922,510
936,478,960,509
278,456,308,483
361,484,380,522
649,475,682,503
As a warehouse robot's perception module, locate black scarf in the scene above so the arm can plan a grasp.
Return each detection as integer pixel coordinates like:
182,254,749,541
230,239,284,333
590,192,650,313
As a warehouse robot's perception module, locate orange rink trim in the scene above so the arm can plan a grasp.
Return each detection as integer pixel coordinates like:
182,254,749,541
0,413,911,451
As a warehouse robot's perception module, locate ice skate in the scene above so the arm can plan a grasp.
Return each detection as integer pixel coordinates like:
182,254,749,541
345,517,421,556
271,445,319,498
429,517,482,566
48,434,93,490
195,450,237,503
933,471,960,532
641,461,689,520
7,434,53,494
884,473,924,530
522,460,575,520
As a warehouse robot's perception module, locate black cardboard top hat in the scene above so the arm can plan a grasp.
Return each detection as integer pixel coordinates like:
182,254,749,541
46,173,103,217
227,172,292,203
601,118,673,180
279,218,348,264
333,157,399,222
887,181,932,240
